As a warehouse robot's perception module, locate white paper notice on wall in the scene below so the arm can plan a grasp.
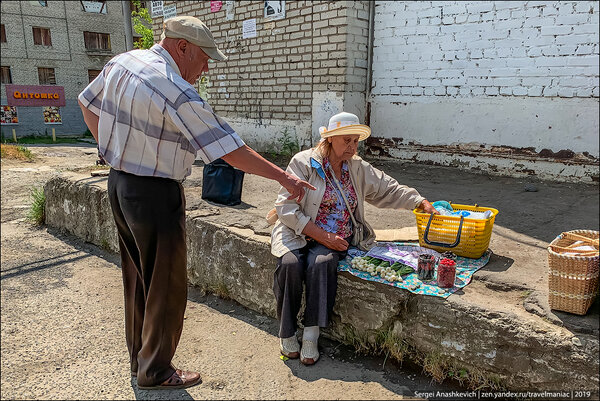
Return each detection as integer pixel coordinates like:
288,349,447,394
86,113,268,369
264,0,285,20
225,1,235,20
162,4,177,21
150,1,163,18
242,18,257,39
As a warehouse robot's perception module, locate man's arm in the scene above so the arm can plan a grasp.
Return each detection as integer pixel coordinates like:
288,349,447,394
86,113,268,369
78,99,99,143
221,145,315,202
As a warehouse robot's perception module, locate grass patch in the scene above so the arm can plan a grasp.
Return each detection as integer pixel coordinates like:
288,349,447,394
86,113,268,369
2,130,94,145
342,325,375,355
3,135,84,145
262,128,300,165
376,327,411,364
415,349,505,390
519,290,532,299
26,187,46,226
422,349,452,382
203,281,231,300
1,144,34,161
340,322,507,391
100,238,111,251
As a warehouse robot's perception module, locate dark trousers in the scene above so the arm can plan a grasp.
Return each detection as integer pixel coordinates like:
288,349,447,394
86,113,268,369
273,242,347,339
107,168,187,387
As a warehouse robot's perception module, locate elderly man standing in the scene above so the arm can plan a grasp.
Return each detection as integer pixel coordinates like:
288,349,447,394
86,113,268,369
78,16,314,390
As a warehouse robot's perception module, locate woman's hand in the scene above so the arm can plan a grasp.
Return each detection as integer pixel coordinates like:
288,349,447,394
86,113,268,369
302,221,348,251
318,231,349,251
418,199,439,214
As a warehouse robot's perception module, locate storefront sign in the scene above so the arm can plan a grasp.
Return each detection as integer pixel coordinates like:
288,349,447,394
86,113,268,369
5,85,65,107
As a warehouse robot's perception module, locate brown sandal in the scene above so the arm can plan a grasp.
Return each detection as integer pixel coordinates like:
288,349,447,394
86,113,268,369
137,369,202,390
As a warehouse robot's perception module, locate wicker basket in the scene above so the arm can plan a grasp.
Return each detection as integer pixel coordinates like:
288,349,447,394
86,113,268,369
547,230,599,315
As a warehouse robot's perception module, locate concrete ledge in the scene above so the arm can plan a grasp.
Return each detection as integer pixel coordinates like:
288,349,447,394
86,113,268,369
44,172,599,391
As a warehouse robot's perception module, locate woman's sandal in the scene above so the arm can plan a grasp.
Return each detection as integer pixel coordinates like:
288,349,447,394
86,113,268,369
137,369,202,390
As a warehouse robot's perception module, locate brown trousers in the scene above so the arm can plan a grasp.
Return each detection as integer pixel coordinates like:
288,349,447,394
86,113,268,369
107,168,187,387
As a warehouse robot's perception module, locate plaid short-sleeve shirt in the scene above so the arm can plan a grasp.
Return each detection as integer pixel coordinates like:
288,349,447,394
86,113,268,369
78,44,245,181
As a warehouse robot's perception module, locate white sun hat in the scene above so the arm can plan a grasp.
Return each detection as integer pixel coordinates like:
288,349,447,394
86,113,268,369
319,112,371,141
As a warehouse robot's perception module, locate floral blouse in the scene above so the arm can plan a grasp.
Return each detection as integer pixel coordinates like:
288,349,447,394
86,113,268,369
314,158,358,238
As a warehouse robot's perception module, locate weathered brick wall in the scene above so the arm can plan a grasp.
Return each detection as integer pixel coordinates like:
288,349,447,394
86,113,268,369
372,1,599,98
368,1,599,182
152,1,370,150
0,0,127,136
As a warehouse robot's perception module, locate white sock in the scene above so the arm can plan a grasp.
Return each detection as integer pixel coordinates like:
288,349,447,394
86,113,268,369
302,326,320,343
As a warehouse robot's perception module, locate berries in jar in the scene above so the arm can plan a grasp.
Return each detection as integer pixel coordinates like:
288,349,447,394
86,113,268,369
437,258,457,288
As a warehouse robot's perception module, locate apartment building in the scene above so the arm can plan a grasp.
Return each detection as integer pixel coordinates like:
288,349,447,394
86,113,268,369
0,0,132,137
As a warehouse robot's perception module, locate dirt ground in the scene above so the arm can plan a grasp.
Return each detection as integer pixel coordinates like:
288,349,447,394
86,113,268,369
1,144,466,400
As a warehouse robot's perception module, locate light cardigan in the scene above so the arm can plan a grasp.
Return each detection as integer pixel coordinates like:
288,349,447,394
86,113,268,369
270,148,425,258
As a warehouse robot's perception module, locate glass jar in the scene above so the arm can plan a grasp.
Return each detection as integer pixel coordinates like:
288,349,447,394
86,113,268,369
417,254,435,281
437,258,457,288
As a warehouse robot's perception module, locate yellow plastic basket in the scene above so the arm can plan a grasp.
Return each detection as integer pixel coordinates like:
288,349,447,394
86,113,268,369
413,203,499,259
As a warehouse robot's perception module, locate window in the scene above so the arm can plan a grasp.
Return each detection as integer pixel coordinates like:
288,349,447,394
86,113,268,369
88,69,102,83
1,66,11,84
84,31,111,50
38,67,56,84
1,24,6,43
32,27,52,46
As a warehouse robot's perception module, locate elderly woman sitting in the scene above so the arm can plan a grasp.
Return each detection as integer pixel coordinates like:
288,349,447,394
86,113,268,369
270,112,437,366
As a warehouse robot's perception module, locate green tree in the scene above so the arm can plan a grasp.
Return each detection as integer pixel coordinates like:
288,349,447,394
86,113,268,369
131,0,153,49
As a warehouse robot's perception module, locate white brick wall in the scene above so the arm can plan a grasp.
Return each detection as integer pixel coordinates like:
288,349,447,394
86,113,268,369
372,1,599,98
369,1,598,181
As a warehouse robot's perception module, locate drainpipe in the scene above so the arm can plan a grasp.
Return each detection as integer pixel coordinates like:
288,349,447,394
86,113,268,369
123,0,134,51
365,0,376,126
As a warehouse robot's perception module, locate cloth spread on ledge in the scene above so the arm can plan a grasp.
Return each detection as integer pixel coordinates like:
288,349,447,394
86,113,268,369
337,242,491,298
